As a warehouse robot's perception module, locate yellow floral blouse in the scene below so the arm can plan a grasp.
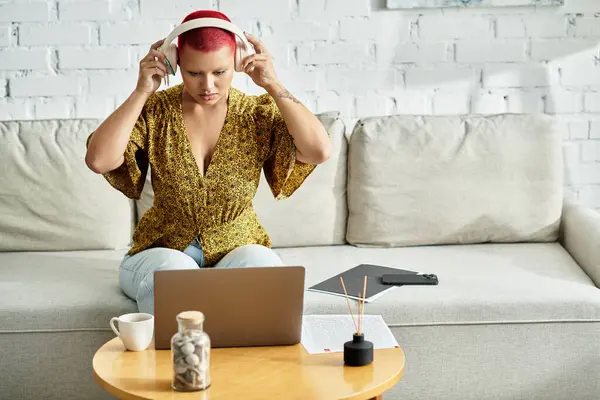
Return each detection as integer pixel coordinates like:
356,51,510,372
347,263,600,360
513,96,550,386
88,84,317,266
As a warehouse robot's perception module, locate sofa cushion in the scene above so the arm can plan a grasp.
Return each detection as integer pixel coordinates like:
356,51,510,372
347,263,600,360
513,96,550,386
278,243,600,325
0,250,134,332
136,112,349,248
346,114,564,247
2,243,598,334
0,120,135,251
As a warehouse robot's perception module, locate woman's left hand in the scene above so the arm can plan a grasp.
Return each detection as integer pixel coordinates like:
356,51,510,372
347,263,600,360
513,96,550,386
241,32,281,91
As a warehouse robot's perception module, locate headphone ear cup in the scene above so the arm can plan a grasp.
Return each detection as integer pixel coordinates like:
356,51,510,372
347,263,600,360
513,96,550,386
234,38,248,72
165,43,178,75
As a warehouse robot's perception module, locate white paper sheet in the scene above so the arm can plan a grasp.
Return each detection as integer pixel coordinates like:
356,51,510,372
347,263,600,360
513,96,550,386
307,286,397,303
301,315,400,354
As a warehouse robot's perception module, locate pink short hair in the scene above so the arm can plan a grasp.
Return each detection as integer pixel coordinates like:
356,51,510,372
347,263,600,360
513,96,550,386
178,10,236,54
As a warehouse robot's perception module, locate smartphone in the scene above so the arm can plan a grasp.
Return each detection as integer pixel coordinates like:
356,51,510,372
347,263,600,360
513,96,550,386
381,273,439,286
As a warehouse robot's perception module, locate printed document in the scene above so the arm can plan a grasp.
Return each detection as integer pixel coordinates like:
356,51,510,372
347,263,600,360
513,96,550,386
301,314,399,355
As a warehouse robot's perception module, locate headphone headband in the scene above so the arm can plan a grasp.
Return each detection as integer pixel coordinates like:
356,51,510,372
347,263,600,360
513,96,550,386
160,17,251,51
158,17,253,83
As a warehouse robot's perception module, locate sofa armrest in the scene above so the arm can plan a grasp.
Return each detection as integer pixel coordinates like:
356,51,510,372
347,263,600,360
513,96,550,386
560,200,600,287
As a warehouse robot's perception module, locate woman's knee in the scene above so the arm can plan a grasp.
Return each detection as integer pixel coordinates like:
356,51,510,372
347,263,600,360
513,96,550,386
119,248,199,298
216,244,284,268
122,248,199,274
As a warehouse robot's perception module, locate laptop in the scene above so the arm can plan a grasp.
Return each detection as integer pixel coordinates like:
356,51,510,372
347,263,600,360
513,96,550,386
153,266,305,350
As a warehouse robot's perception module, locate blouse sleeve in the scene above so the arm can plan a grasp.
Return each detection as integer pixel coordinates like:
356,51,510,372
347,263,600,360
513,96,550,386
86,100,151,200
262,96,317,200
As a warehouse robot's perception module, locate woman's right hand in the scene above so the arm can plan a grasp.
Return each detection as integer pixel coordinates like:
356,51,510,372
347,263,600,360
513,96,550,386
135,39,168,95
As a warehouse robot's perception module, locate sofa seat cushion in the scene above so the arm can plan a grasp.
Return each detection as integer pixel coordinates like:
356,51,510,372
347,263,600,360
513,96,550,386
277,243,600,326
3,244,598,333
0,250,135,332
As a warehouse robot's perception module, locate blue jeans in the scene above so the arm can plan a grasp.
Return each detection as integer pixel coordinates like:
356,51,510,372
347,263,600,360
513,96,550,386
119,238,284,314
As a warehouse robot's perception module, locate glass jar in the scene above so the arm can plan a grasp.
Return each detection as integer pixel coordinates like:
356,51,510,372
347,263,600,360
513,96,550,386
171,311,211,391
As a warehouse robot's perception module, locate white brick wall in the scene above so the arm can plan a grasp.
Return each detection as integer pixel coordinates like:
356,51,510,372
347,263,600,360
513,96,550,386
275,69,320,93
574,17,600,37
507,90,545,113
11,75,84,97
395,91,430,115
0,0,598,210
355,92,394,116
524,16,569,38
58,1,129,22
560,61,600,87
88,71,138,95
299,0,369,19
433,91,470,115
265,21,332,42
298,43,371,65
405,67,474,90
580,186,600,208
496,17,527,38
472,92,507,114
140,0,211,20
0,98,33,119
418,16,493,40
0,2,49,22
0,24,11,46
546,89,583,113
582,141,600,162
0,48,48,69
220,0,291,20
592,121,600,139
584,93,600,112
34,97,73,119
326,0,370,17
483,65,550,88
530,39,597,61
383,43,449,64
316,91,353,116
569,119,590,140
456,41,526,63
58,47,130,69
340,14,411,42
562,0,599,13
19,23,93,45
75,96,114,118
325,66,397,91
100,22,174,45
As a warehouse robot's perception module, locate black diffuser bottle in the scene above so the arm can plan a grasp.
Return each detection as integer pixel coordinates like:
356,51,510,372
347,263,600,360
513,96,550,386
344,333,373,366
340,275,373,366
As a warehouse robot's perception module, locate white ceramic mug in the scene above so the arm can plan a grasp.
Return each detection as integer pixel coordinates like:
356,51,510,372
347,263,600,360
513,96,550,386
110,313,154,351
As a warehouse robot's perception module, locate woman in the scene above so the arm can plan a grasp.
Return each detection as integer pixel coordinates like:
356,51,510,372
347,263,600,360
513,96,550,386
84,10,331,314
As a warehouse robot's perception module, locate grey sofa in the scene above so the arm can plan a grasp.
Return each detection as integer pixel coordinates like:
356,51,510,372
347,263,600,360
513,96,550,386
1,112,599,400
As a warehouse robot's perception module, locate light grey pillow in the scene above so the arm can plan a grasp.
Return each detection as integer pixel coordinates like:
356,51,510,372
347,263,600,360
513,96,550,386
346,114,564,247
0,120,135,251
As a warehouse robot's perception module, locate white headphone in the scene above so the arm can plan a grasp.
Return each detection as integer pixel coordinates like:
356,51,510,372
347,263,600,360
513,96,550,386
158,17,254,81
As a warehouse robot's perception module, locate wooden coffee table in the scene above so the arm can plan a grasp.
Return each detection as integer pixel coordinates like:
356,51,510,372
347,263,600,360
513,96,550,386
93,337,405,399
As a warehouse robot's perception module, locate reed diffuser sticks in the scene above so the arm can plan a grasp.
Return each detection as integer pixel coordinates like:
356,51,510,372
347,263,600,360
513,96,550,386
339,275,368,335
341,275,374,366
